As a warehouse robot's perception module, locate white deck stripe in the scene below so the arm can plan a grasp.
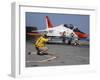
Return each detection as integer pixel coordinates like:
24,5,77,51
27,52,57,63
29,52,56,55
26,56,56,63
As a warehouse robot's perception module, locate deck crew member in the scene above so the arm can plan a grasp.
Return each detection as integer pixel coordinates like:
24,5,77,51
35,34,49,55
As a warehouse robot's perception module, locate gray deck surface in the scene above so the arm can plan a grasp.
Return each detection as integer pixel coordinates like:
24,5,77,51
26,41,89,67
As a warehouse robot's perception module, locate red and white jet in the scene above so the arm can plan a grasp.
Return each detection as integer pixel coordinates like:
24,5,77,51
32,16,88,39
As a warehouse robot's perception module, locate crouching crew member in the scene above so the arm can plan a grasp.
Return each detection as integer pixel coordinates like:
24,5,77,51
35,34,49,55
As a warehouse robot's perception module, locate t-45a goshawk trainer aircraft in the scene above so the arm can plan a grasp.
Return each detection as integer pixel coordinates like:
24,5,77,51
31,16,88,40
27,16,89,45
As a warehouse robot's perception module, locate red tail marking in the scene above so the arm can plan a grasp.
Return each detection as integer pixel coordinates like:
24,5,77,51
46,16,53,28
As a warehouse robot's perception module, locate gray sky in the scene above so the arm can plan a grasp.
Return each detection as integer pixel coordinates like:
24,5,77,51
26,12,89,34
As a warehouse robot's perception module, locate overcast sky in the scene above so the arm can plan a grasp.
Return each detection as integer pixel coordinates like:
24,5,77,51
26,12,89,34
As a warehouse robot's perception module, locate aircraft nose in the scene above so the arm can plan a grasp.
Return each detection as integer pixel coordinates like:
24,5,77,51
80,33,89,38
75,32,88,38
83,34,88,38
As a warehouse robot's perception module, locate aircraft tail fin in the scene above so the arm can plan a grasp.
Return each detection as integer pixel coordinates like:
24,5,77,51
45,16,53,29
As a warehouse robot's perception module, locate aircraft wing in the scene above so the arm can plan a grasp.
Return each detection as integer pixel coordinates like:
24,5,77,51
31,29,48,32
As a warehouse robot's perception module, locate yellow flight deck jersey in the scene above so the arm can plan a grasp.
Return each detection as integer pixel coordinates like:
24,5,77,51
35,36,48,48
